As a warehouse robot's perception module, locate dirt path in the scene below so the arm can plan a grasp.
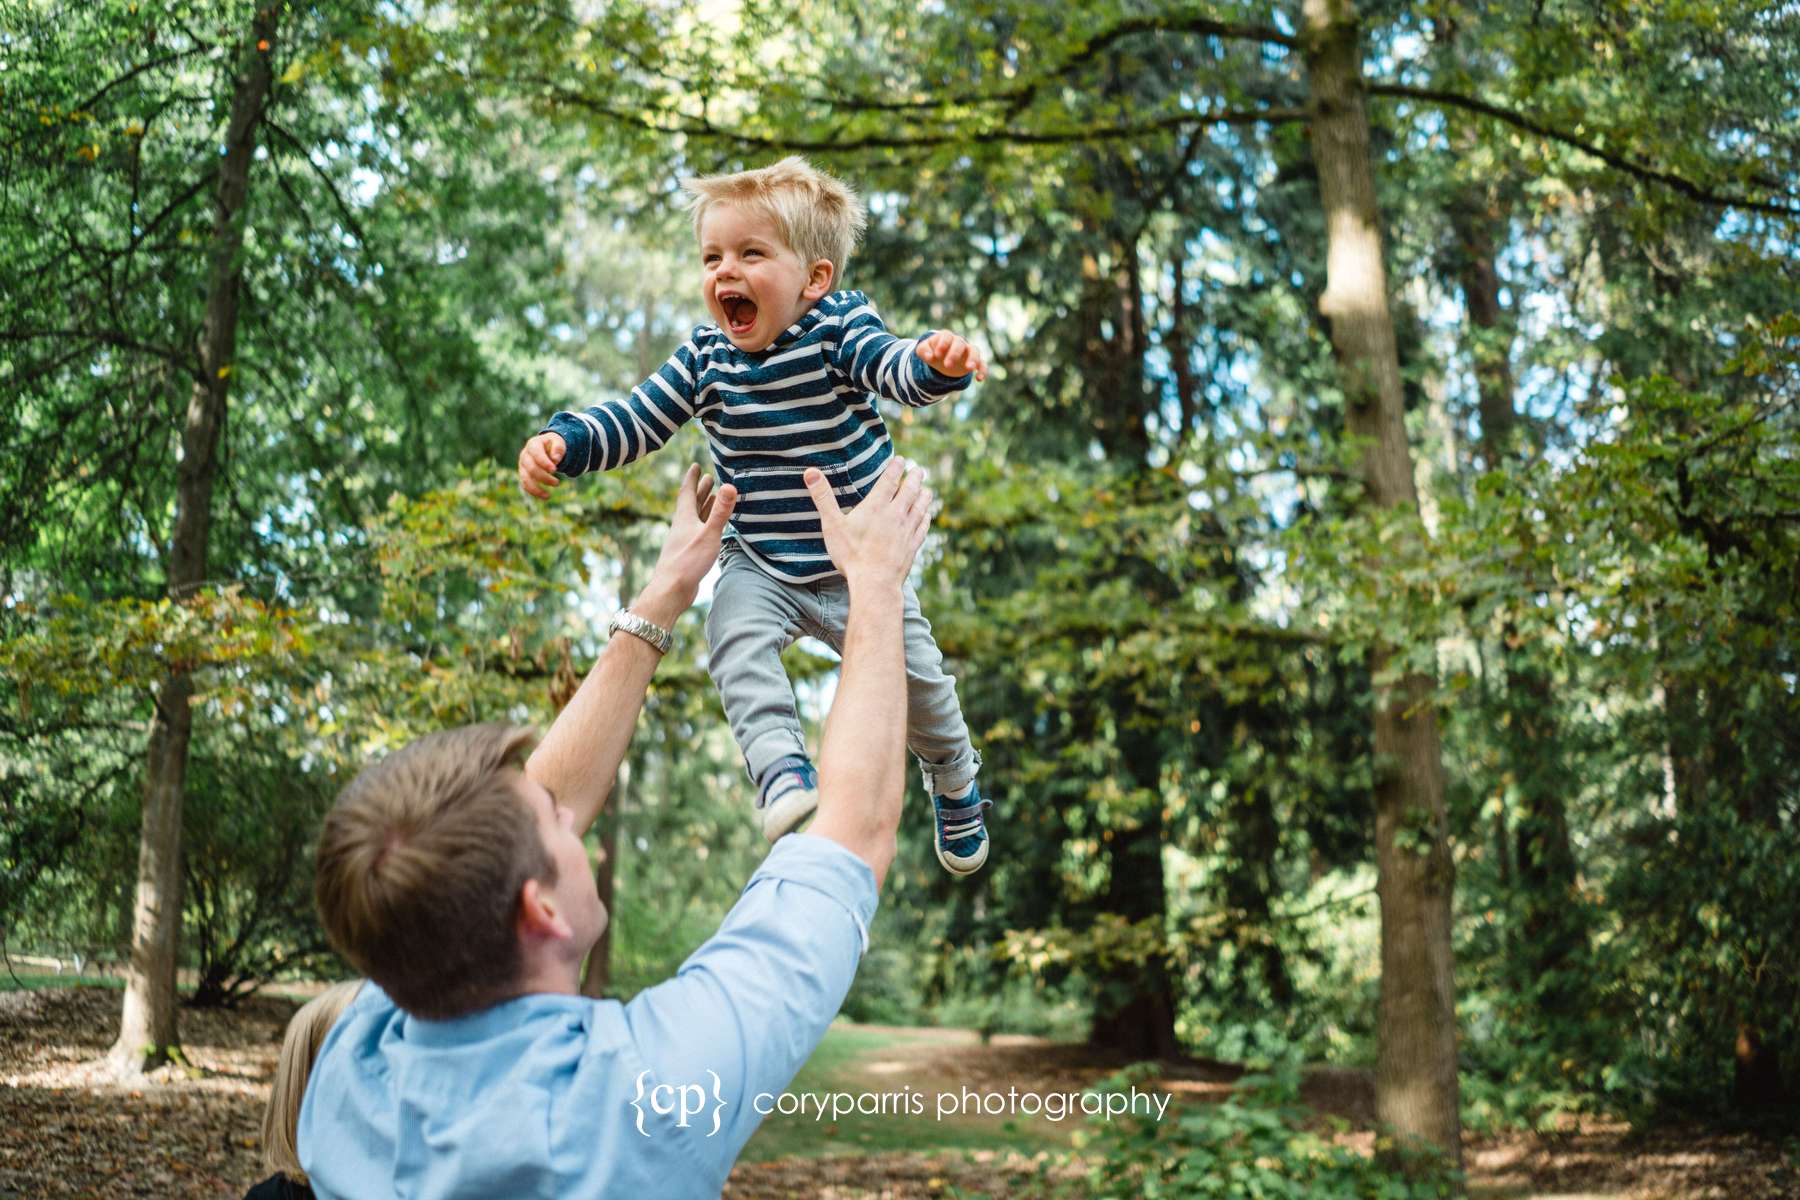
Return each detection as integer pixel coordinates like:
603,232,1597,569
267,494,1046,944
728,1023,1797,1199
2,987,1794,1198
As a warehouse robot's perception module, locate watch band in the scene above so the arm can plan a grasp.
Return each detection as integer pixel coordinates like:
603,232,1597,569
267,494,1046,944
607,609,674,656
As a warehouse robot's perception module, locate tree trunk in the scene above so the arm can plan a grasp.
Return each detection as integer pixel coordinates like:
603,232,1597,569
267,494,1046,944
1735,1020,1786,1108
1080,683,1180,1057
1118,235,1151,460
1224,779,1295,1007
1449,204,1516,468
1078,219,1174,1057
1449,168,1585,987
581,532,641,999
1301,0,1463,1167
1077,232,1152,461
1087,725,1179,1061
579,770,622,999
109,12,274,1076
1169,249,1199,444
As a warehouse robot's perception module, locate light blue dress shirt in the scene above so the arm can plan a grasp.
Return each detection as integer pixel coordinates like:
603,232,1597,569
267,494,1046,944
296,833,876,1199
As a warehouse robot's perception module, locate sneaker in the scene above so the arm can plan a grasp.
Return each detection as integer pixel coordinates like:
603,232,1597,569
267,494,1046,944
932,782,991,876
756,755,819,843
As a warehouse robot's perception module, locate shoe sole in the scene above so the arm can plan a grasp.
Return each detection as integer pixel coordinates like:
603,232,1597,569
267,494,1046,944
936,836,989,877
760,786,819,843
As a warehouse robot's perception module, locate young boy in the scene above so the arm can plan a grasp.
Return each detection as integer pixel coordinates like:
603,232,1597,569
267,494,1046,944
517,156,990,876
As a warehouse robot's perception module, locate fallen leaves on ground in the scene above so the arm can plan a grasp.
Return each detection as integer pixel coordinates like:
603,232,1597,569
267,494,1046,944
725,1149,1078,1199
0,986,288,1199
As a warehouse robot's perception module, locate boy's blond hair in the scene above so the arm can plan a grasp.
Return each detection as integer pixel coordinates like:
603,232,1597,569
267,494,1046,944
313,723,552,1020
261,980,365,1183
682,156,868,289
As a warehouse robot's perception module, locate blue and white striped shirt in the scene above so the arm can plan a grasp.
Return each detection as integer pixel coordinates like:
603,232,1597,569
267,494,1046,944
544,290,969,584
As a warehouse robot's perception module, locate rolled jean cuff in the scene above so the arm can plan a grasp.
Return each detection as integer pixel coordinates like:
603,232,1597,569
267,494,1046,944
918,747,981,798
743,726,809,786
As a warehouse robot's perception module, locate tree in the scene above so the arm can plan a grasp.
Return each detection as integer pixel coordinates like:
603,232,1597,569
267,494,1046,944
111,6,276,1075
1299,0,1461,1163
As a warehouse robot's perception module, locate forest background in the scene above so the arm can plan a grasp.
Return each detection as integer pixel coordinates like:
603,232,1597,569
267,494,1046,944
2,0,1797,1192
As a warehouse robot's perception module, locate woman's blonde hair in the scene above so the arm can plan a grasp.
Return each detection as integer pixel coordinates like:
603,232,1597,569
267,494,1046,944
261,980,365,1183
682,156,868,289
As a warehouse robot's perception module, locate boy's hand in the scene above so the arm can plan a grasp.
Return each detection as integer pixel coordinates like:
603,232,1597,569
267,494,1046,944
519,432,566,499
917,331,987,382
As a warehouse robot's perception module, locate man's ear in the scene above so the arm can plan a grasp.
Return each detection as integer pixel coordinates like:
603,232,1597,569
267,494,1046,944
802,257,834,301
518,877,572,942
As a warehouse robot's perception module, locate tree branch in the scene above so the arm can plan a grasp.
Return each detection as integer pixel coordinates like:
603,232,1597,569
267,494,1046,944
1045,12,1296,75
0,329,199,382
796,11,1296,115
1369,82,1800,219
534,82,1305,151
261,118,368,246
73,45,216,117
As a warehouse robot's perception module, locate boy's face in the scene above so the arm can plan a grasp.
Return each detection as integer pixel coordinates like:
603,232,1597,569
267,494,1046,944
699,203,832,352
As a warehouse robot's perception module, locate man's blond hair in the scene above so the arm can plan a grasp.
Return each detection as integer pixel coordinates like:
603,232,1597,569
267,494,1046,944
262,980,364,1183
313,723,552,1019
682,156,868,289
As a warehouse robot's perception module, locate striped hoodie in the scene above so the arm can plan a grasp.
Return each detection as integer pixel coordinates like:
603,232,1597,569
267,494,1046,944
543,290,969,584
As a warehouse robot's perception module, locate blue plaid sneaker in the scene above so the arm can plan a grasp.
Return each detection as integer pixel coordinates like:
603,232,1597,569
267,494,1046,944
756,755,819,843
932,781,991,876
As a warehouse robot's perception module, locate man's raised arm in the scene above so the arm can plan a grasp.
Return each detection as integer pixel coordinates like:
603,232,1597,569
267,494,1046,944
526,464,736,836
801,458,934,889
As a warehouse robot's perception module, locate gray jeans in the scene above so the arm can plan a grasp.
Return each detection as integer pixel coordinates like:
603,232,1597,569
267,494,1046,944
704,540,981,797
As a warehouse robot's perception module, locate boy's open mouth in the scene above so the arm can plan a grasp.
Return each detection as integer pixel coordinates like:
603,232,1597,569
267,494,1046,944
720,293,758,335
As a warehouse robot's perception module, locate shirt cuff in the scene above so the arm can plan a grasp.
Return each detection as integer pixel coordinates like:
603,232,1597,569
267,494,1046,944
743,833,879,956
909,338,973,394
541,412,592,475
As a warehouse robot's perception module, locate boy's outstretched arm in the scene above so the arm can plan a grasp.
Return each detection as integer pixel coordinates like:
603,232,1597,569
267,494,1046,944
525,464,736,834
520,337,706,497
830,292,984,408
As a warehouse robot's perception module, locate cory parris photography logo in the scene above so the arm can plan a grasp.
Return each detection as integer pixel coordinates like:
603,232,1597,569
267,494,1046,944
628,1069,727,1137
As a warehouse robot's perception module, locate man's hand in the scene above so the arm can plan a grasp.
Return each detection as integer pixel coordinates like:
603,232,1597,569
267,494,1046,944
519,432,567,499
804,456,934,888
803,458,932,591
917,331,987,382
636,464,738,622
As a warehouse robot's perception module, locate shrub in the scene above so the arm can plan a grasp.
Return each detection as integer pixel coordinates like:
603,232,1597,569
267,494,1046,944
1073,1061,1462,1200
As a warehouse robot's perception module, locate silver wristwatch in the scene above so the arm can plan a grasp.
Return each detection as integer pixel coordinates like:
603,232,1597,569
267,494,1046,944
607,609,674,656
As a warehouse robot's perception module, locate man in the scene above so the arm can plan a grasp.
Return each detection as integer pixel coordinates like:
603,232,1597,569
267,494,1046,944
297,458,935,1198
